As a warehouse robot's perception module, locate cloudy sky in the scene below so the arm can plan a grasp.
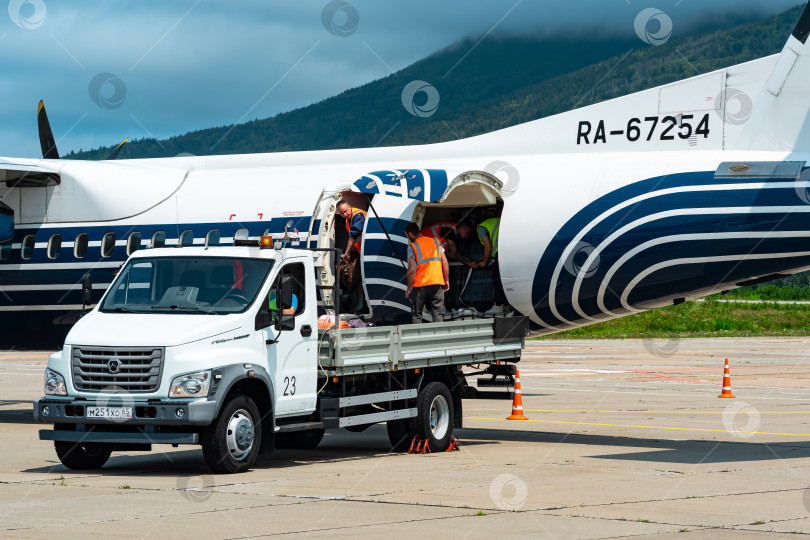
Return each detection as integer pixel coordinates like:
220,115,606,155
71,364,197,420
0,0,802,158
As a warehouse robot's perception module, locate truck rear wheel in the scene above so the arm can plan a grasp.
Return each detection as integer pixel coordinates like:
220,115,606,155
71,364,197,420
413,382,454,452
201,393,262,474
275,428,324,449
54,441,112,470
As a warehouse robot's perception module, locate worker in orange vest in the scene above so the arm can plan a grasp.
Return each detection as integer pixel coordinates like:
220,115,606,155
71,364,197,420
336,199,367,262
404,222,450,324
419,221,470,264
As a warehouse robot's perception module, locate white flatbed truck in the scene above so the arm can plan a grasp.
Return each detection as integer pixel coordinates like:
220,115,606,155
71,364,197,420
34,240,528,473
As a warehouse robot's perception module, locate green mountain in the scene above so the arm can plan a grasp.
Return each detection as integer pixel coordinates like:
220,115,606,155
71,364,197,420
69,5,804,160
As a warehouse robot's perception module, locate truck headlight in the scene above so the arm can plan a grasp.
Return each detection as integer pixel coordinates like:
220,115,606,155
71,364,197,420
169,370,212,398
44,368,67,396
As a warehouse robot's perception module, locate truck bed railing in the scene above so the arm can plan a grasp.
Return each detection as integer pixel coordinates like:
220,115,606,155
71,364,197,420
318,317,529,376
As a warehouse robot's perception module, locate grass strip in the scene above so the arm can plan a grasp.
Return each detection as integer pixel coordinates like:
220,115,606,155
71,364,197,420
536,298,810,339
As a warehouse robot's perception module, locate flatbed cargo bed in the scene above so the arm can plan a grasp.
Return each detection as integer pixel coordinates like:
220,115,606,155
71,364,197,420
317,317,529,376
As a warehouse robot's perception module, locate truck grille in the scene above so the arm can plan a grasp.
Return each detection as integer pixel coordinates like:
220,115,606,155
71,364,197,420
72,346,164,393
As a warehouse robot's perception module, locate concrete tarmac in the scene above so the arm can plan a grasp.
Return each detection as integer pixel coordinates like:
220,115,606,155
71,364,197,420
2,338,810,538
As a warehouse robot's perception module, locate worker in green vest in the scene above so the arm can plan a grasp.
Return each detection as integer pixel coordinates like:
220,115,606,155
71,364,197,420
456,218,499,270
456,218,508,310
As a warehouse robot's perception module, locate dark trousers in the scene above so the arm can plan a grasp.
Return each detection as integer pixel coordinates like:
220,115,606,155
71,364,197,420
411,284,445,324
491,257,507,305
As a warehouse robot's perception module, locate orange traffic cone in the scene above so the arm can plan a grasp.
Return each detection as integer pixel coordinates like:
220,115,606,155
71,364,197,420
507,369,529,420
718,358,736,398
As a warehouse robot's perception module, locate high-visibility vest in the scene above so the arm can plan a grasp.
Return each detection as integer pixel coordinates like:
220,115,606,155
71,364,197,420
477,218,500,257
318,314,350,329
344,207,367,253
268,291,279,324
411,236,445,287
421,222,456,248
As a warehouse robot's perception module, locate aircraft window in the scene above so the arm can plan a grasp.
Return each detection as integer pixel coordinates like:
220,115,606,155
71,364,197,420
127,232,142,255
21,235,35,260
101,232,116,258
47,234,62,259
74,233,89,258
0,244,11,261
152,231,166,248
234,228,249,243
205,229,220,247
179,230,194,247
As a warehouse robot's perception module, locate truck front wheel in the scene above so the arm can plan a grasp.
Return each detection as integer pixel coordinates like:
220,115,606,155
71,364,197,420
413,382,454,452
54,441,112,470
201,394,262,474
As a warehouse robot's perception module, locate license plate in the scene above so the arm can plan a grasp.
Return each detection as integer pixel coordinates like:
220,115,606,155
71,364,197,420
87,406,132,419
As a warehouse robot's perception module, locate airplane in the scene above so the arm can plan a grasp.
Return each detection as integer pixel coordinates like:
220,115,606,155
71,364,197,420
2,4,810,347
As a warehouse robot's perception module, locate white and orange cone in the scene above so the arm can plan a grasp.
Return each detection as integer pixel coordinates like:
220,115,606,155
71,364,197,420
718,358,736,398
507,369,529,420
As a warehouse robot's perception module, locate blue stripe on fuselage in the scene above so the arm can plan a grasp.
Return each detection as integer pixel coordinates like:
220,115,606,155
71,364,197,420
531,170,810,329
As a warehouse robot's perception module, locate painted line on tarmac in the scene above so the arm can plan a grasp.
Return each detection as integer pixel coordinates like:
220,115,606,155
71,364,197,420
464,416,810,437
519,369,632,375
0,362,43,365
0,362,47,367
512,370,810,389
724,386,810,392
625,366,810,371
629,370,711,384
466,408,810,414
518,368,810,388
516,385,810,400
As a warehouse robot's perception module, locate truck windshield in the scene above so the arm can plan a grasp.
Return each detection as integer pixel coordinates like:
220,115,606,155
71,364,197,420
100,256,274,314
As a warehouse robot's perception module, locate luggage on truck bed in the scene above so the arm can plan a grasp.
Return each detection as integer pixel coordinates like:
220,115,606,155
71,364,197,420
461,268,495,312
449,240,494,312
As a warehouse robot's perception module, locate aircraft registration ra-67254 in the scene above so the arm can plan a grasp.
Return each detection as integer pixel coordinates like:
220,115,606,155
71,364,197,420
3,5,810,346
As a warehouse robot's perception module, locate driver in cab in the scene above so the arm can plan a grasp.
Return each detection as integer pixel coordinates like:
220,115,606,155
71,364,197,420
269,271,298,317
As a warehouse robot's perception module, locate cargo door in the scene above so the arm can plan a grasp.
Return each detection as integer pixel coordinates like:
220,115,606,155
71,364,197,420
350,169,506,322
0,162,60,224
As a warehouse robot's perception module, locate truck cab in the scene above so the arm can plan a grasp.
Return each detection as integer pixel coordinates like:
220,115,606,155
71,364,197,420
35,241,319,473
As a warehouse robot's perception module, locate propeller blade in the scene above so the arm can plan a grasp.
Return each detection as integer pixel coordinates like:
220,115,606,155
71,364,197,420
106,138,129,160
37,100,59,160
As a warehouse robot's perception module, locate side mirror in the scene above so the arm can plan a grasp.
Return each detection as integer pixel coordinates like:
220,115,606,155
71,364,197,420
275,313,295,332
255,304,272,331
263,274,296,333
278,275,293,309
81,273,93,308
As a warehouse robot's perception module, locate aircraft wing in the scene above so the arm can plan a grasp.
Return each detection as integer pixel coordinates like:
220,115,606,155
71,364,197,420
0,160,60,187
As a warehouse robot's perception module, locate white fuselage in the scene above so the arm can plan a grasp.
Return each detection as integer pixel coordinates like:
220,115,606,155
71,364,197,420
3,47,810,339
